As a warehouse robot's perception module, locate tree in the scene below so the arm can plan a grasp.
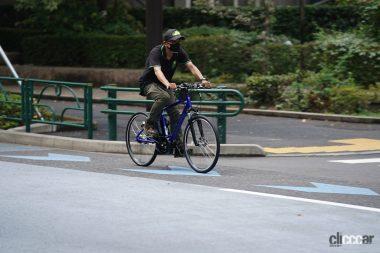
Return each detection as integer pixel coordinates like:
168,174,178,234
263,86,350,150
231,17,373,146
14,0,141,35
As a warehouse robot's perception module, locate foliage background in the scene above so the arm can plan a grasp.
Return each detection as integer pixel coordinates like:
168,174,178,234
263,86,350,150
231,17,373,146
0,0,379,115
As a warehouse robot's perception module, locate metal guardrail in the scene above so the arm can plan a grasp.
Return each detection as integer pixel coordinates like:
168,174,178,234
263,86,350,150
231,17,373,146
100,85,245,143
0,77,93,139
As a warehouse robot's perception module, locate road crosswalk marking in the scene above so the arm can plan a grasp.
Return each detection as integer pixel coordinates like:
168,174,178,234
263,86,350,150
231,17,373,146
122,166,220,176
256,182,379,196
330,158,380,164
0,153,91,162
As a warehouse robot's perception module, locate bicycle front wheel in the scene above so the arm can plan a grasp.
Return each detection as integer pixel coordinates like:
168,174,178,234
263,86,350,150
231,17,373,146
184,115,220,173
126,112,157,166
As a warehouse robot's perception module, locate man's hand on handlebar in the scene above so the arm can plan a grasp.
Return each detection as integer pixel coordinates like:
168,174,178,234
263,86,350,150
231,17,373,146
201,79,212,88
166,83,177,90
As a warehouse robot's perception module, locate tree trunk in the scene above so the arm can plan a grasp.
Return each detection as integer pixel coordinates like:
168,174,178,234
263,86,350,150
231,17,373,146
97,0,111,10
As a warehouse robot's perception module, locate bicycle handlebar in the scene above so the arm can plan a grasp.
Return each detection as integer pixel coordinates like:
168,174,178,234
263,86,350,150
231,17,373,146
175,82,204,91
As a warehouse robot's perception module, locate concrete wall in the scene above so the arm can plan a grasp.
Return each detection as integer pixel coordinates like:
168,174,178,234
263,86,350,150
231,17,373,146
0,65,143,87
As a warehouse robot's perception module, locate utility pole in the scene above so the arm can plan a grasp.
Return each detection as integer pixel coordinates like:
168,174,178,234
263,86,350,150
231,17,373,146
146,0,163,53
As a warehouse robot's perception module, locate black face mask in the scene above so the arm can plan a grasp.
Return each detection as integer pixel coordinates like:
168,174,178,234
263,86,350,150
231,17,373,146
170,43,181,53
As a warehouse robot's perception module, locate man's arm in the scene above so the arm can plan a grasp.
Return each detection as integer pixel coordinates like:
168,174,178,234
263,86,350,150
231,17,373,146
186,61,205,80
185,62,211,87
153,66,176,89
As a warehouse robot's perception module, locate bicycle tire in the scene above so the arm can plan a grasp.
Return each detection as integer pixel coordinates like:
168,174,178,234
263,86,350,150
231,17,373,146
126,112,157,166
184,115,220,173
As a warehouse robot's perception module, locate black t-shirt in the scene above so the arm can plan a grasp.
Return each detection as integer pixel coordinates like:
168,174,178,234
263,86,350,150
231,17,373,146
139,44,191,95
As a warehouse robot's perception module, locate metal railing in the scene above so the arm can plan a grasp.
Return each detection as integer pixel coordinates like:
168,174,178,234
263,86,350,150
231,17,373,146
100,85,245,143
0,77,93,139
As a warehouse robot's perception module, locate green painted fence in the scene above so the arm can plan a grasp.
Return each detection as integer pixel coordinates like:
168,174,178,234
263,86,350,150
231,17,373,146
0,76,93,138
100,85,245,143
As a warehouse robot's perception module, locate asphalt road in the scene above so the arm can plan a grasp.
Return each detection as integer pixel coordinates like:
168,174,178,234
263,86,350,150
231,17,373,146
0,143,379,252
41,100,380,148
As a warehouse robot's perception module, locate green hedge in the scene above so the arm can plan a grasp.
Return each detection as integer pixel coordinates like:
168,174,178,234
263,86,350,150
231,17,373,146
246,73,297,106
0,28,43,51
194,70,378,114
130,6,361,41
182,36,253,79
313,31,380,86
21,33,317,79
272,5,362,41
22,34,146,68
1,5,363,42
0,5,28,28
246,71,379,114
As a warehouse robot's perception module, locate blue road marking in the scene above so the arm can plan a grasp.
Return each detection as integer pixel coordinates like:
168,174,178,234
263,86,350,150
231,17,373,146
257,182,379,196
124,165,220,176
0,153,91,162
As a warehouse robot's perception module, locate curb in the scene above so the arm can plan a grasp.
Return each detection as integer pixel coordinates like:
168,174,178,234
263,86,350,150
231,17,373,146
0,130,266,157
7,123,58,134
242,108,380,124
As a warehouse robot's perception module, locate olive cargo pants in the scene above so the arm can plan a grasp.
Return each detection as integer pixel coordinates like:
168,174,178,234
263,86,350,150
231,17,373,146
144,83,181,139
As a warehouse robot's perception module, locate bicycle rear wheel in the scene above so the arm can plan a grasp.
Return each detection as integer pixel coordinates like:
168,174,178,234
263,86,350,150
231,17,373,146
184,115,220,173
126,112,157,166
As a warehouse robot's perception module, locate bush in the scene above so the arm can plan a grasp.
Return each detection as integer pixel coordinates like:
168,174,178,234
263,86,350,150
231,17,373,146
129,6,361,41
182,36,252,80
280,71,352,112
180,25,260,45
313,31,380,86
278,71,378,114
246,73,297,106
20,33,317,80
1,4,364,41
329,85,374,114
184,37,315,79
250,44,300,75
8,1,142,35
172,72,194,84
272,5,361,41
360,2,380,40
0,91,54,129
22,34,146,68
0,93,22,130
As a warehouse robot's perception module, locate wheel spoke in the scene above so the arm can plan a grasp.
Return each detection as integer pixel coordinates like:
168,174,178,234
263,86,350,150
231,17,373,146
203,144,216,156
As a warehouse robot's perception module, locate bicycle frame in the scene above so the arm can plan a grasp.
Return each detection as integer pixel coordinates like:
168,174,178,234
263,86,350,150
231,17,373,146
136,93,193,144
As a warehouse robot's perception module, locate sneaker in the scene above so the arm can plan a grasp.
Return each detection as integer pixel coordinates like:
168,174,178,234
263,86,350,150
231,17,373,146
144,126,159,138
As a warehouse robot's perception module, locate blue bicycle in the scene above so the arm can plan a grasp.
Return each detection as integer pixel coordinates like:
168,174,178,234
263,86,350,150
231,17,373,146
126,82,220,173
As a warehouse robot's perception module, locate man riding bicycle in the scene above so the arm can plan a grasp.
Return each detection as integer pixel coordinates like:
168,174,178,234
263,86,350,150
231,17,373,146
138,29,210,156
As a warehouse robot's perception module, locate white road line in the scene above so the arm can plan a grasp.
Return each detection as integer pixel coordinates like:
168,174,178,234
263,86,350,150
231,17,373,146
330,158,380,164
220,188,380,213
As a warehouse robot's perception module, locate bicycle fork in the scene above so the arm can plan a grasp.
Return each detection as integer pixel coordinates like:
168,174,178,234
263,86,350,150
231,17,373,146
189,116,204,146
